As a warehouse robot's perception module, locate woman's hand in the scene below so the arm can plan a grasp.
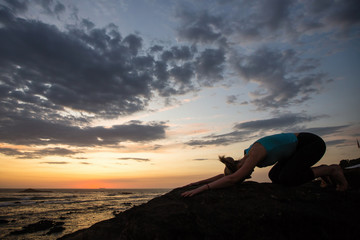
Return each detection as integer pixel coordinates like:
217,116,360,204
181,185,206,197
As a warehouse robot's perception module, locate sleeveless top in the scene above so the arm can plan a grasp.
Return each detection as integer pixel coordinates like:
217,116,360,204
244,133,298,168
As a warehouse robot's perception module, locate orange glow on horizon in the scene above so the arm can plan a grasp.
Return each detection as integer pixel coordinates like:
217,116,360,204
70,180,127,189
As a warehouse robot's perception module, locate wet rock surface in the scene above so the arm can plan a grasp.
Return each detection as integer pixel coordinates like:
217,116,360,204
60,180,360,240
10,220,65,235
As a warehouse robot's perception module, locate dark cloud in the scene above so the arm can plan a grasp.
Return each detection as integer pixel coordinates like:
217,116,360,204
226,95,237,104
0,147,81,159
0,5,230,151
161,46,194,62
150,45,163,53
36,147,80,156
311,0,360,27
176,1,360,44
117,157,150,162
175,6,225,44
53,2,65,16
187,130,252,147
2,0,29,13
193,158,210,161
300,126,350,137
326,139,347,147
33,0,66,17
234,114,318,131
0,6,228,126
0,12,151,118
186,114,348,148
1,0,357,154
40,161,69,164
0,117,167,146
0,148,23,156
230,47,328,109
195,48,225,85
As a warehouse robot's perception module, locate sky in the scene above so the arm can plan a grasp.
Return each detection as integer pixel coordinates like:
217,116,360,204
0,0,359,189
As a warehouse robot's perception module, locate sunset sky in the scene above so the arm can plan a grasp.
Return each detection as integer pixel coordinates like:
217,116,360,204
0,0,359,189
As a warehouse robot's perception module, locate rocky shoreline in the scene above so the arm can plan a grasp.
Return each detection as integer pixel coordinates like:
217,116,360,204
59,178,360,240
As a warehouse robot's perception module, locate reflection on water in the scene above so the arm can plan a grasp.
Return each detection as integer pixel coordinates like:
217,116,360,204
0,188,170,240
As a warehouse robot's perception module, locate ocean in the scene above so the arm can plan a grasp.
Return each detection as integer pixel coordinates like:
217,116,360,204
0,188,170,240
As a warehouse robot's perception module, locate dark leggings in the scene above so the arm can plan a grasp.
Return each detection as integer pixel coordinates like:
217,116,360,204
268,132,326,186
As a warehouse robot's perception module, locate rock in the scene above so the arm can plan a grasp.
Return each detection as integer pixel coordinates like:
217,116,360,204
59,181,360,240
11,220,55,235
10,220,65,235
0,219,9,224
47,226,66,235
46,222,65,235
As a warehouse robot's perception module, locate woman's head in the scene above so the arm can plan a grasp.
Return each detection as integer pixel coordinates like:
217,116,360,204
219,155,252,179
219,156,239,175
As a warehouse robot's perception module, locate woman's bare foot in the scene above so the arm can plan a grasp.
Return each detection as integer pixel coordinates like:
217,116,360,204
330,165,348,191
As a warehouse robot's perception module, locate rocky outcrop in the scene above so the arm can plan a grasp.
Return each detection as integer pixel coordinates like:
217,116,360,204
10,220,65,235
60,179,360,240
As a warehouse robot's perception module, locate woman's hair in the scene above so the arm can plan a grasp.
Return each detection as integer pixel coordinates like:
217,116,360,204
219,155,252,179
219,156,239,175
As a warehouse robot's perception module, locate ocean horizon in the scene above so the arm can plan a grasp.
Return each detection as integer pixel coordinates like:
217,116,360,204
0,188,171,240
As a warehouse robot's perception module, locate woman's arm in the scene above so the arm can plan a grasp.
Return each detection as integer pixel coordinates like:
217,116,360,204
181,143,266,197
181,166,252,197
184,174,224,187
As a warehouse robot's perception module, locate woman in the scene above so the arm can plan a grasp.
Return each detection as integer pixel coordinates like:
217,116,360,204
181,132,348,197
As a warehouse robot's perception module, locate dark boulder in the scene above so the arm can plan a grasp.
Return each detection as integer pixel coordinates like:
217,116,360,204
10,220,65,236
11,220,55,235
59,180,360,240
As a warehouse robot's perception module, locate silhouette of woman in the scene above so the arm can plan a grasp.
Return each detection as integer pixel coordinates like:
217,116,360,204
182,132,348,197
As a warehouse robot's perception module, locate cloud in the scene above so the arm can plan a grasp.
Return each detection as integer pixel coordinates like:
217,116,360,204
0,6,229,150
300,126,350,137
234,114,318,131
326,139,347,147
186,113,349,148
174,1,358,111
187,130,252,147
195,48,226,86
0,147,81,159
40,161,69,164
193,158,212,161
308,0,360,28
175,6,225,44
0,148,23,156
2,0,66,17
230,47,329,109
175,1,360,44
226,95,237,104
80,162,91,165
1,1,357,153
2,0,29,14
0,11,153,118
0,6,228,126
0,117,167,146
117,157,150,162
